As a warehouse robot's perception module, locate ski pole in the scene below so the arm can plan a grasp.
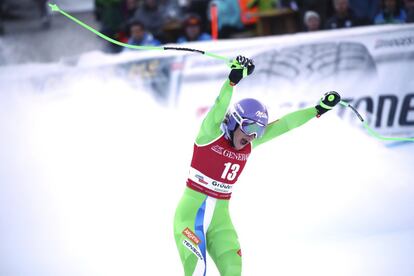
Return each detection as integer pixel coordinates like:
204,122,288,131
340,101,414,142
48,3,231,64
48,4,414,143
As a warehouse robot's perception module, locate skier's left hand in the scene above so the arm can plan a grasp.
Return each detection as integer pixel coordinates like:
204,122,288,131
315,91,341,117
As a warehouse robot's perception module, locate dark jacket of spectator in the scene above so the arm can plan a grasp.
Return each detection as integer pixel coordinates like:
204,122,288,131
325,8,362,28
325,0,370,29
133,0,166,41
122,0,138,21
185,0,211,28
374,0,407,24
349,0,380,21
406,0,414,22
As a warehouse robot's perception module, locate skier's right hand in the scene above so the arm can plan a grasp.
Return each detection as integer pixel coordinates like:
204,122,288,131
228,55,255,86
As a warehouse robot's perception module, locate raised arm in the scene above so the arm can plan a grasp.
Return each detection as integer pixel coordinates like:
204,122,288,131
252,91,341,148
196,56,255,145
195,80,234,145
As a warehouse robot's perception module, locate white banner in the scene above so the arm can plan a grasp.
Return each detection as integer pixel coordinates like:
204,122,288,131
3,24,412,140
176,24,414,140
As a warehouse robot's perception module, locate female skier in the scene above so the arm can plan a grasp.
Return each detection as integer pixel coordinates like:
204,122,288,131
173,55,341,276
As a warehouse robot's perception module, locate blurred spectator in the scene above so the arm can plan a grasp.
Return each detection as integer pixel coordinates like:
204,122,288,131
115,0,139,43
122,0,139,21
210,0,244,38
177,13,212,43
325,0,369,29
374,0,407,24
133,0,169,42
95,0,124,53
185,0,210,29
34,0,51,29
349,0,380,21
304,10,321,31
285,0,332,31
164,0,184,21
123,20,161,51
405,0,414,22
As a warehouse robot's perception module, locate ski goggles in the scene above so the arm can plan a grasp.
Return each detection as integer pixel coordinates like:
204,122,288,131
231,111,266,138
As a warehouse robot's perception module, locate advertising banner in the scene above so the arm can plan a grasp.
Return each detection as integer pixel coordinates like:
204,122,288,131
177,24,414,140
3,24,412,140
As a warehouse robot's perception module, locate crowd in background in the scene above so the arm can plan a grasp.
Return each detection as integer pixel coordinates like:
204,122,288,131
94,0,214,52
93,0,414,53
1,0,413,52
